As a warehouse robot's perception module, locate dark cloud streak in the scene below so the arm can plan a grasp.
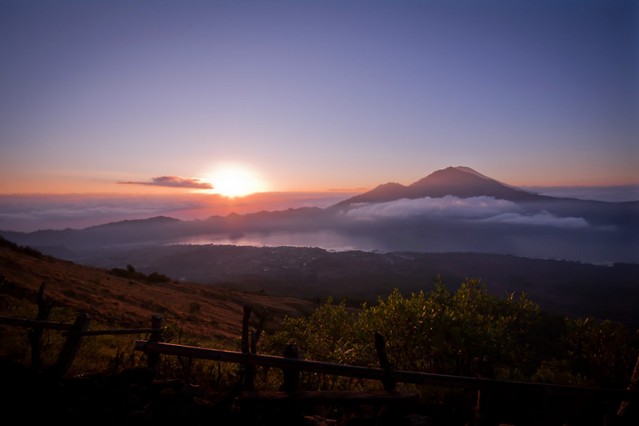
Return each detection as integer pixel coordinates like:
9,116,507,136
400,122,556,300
119,176,213,189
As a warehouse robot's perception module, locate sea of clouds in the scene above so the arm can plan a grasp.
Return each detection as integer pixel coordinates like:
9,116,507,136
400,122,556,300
0,185,635,233
343,196,589,229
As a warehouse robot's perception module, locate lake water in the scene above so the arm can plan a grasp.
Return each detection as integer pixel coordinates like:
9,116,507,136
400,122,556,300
167,227,634,265
171,230,385,252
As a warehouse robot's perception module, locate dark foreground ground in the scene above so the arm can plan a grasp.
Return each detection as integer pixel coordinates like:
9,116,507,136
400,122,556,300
2,360,637,426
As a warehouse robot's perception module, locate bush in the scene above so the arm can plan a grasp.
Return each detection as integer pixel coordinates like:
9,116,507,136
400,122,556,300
262,277,638,389
109,265,171,283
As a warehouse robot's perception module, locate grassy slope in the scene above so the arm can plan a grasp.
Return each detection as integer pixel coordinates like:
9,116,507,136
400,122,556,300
0,238,317,349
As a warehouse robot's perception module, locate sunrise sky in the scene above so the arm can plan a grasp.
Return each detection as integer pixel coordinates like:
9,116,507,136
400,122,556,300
0,0,637,224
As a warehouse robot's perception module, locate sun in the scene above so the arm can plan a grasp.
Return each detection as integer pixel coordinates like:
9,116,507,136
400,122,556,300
206,165,265,198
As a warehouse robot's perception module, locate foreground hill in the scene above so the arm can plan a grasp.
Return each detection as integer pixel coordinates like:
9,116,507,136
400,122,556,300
2,240,639,425
0,237,316,346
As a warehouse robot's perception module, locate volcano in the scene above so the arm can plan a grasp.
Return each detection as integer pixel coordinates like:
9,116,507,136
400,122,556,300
335,166,547,206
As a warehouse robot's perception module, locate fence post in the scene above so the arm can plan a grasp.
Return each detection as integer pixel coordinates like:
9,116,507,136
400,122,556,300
617,353,639,418
242,305,251,354
48,312,91,377
242,305,255,391
280,344,301,392
250,310,267,355
375,332,396,392
147,314,163,371
28,281,52,371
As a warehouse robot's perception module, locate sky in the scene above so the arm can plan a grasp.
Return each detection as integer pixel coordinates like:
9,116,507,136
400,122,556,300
0,0,638,230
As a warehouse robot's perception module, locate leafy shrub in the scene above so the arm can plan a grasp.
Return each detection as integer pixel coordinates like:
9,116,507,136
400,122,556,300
109,265,171,283
262,278,638,389
146,272,171,283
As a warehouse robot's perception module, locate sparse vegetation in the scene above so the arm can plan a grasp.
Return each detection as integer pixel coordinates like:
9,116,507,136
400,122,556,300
0,235,47,259
109,264,171,283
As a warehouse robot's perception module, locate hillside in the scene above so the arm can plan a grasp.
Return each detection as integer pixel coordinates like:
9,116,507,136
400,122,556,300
78,244,639,327
0,237,317,346
2,240,639,426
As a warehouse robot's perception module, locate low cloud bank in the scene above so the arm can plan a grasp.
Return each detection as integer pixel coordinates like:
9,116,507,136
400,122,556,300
522,185,639,202
343,196,588,229
0,194,208,232
483,211,588,228
1,194,633,264
0,192,357,232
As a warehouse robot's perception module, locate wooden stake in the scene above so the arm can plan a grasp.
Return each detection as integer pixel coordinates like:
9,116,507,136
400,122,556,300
281,344,301,392
617,353,639,418
242,305,255,391
147,314,163,371
28,281,52,371
375,332,396,392
48,312,91,377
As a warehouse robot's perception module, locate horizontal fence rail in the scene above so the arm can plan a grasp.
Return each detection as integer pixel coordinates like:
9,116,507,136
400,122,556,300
134,340,634,399
62,327,155,337
0,309,162,376
0,316,76,331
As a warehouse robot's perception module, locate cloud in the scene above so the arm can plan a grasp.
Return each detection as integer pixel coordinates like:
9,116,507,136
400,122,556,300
0,194,210,231
482,211,588,228
0,191,352,232
119,176,213,189
521,185,639,202
343,196,589,229
343,196,520,220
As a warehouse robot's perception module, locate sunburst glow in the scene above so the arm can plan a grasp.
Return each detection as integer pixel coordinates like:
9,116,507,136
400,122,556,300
206,165,265,198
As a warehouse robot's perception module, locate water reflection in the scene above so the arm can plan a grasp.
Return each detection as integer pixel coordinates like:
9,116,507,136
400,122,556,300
170,230,382,252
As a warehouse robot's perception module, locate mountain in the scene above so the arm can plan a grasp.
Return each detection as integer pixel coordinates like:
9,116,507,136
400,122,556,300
87,215,181,229
335,166,547,206
0,166,637,265
332,166,639,231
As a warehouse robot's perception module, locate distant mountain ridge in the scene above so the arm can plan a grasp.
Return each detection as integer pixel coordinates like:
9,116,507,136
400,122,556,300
335,166,548,206
0,166,637,265
86,215,180,230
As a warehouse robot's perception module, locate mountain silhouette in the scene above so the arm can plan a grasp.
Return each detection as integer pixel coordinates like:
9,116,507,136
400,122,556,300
1,166,637,265
335,166,547,206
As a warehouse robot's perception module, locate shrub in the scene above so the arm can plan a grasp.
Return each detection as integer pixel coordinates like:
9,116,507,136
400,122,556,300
262,277,638,389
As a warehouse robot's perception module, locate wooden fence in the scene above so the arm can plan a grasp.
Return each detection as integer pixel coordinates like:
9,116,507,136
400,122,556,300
1,285,638,422
134,306,638,407
0,281,163,376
